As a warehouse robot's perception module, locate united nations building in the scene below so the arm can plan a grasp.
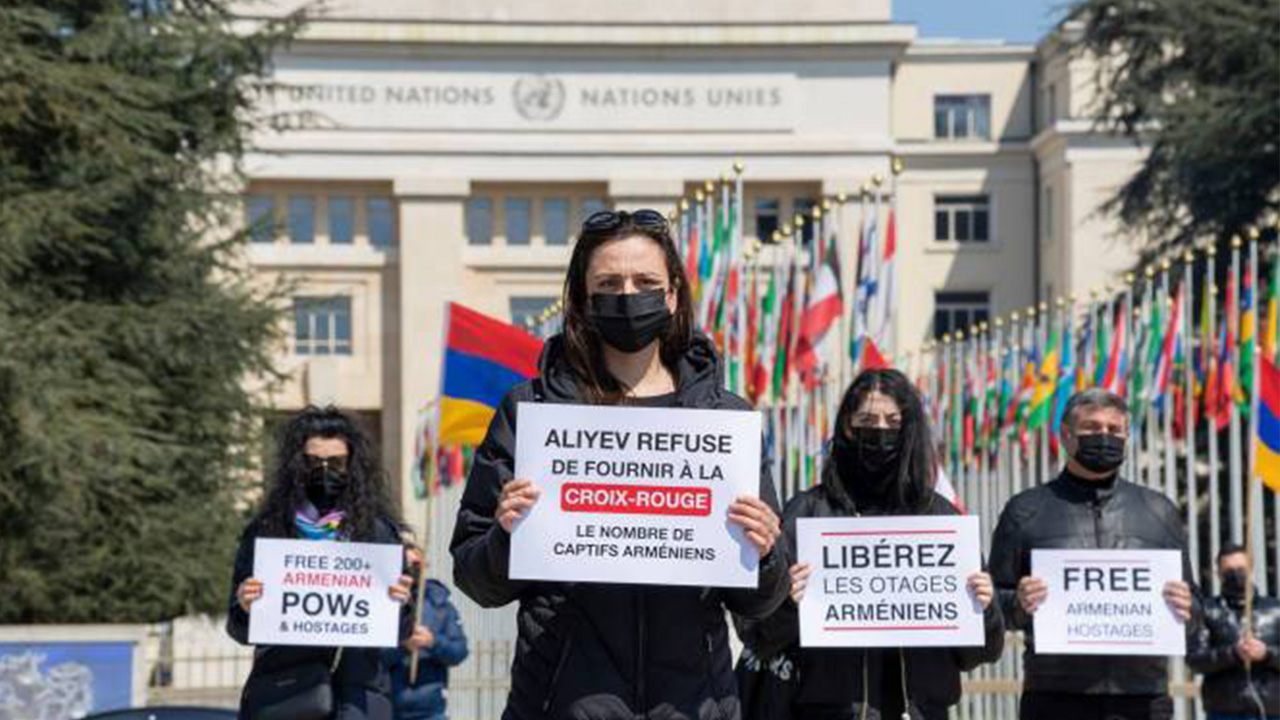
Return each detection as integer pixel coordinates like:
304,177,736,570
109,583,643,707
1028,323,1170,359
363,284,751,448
232,0,1140,543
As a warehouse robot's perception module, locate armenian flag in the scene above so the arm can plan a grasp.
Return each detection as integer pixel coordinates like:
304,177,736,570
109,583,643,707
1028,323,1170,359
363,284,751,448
439,303,543,446
1255,355,1280,493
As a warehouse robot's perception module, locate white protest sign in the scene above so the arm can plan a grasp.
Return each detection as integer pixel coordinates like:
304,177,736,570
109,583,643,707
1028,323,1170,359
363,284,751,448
797,515,985,648
249,538,403,647
1032,549,1185,656
510,402,762,587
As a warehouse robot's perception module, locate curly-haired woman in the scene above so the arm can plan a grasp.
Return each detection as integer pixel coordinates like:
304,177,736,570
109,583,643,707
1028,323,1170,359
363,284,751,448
228,406,415,720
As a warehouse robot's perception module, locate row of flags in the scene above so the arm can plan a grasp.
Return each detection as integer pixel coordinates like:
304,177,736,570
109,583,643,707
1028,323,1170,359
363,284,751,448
911,238,1280,496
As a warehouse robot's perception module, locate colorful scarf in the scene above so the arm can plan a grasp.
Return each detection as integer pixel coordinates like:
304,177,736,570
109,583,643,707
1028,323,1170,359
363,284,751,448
295,505,345,541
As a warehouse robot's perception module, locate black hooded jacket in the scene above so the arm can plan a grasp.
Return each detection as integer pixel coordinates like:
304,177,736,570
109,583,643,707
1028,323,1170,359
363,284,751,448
987,469,1200,696
736,466,1005,719
449,333,790,720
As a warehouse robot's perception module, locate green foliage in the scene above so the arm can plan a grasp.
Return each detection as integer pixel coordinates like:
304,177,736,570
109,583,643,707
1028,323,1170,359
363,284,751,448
0,1,303,622
1069,0,1280,263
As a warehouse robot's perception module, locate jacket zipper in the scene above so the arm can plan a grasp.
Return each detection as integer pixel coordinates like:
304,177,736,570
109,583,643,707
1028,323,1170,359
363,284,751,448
541,632,575,714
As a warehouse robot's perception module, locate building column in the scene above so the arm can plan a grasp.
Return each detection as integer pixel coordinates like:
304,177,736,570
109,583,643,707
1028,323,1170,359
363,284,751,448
388,176,470,530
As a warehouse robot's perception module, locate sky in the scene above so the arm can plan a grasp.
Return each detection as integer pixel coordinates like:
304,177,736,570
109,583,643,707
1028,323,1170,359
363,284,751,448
893,0,1073,44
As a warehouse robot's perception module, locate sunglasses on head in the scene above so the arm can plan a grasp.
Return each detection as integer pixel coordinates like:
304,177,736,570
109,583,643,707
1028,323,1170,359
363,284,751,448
582,209,669,234
303,453,349,473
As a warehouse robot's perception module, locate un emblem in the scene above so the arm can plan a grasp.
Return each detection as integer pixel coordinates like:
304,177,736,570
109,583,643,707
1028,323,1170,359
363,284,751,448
513,75,566,121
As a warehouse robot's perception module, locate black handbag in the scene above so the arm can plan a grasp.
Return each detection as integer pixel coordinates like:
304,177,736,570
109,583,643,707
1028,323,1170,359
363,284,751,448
240,647,344,720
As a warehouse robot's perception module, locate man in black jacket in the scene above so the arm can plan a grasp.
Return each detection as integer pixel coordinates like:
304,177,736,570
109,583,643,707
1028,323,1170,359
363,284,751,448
988,388,1197,720
1188,543,1279,720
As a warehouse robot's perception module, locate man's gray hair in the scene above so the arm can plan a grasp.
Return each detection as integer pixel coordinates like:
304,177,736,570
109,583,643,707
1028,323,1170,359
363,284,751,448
1061,388,1129,430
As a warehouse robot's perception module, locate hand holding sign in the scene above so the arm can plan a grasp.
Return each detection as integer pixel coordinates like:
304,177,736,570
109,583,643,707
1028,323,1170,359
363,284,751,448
1018,576,1049,614
727,495,781,557
1162,580,1192,622
238,578,264,612
497,478,542,533
968,572,994,610
790,563,812,604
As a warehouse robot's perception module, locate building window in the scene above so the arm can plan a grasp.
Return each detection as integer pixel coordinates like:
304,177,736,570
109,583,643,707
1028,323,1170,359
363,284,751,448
505,198,532,246
466,198,493,246
793,197,817,245
366,197,395,248
543,198,570,246
755,198,780,242
934,291,990,340
327,196,354,245
246,194,275,243
294,296,353,355
578,198,607,225
934,195,990,243
933,95,991,140
1042,186,1054,243
510,296,558,331
287,195,315,244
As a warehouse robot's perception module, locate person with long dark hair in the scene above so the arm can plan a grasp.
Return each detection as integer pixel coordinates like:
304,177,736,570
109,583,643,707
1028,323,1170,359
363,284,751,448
450,208,789,720
737,368,1004,720
228,406,416,720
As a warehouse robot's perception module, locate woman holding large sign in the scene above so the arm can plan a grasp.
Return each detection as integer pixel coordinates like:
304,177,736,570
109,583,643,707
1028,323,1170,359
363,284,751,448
450,209,789,720
737,369,1004,720
228,407,416,720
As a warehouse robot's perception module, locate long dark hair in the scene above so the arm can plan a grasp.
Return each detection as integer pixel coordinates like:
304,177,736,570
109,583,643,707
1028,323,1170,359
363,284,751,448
253,405,400,541
825,368,935,513
560,211,695,403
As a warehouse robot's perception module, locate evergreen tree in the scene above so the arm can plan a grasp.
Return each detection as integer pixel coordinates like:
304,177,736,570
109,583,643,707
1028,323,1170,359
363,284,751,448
0,1,302,622
1069,0,1280,262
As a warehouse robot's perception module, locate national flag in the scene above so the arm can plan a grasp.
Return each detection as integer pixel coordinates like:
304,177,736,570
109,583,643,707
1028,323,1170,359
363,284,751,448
1238,259,1256,411
1266,257,1279,363
795,226,844,383
1255,356,1280,493
1029,322,1060,431
439,303,543,445
1102,303,1128,395
1153,285,1184,403
772,261,797,402
861,208,897,369
1051,316,1076,435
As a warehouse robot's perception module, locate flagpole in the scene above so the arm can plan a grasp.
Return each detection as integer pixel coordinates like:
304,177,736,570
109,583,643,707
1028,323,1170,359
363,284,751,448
1038,302,1050,487
1182,250,1199,584
1230,236,1244,545
1247,229,1266,592
1124,274,1138,478
1207,245,1222,593
1161,261,1177,502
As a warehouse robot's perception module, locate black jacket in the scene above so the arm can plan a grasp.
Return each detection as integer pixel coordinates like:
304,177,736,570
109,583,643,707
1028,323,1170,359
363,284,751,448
227,516,414,698
1187,591,1280,715
449,333,790,720
988,470,1199,695
736,475,1005,719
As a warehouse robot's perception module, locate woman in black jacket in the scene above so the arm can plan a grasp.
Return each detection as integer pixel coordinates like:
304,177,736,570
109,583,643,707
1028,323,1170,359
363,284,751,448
738,369,1004,720
228,406,415,720
449,208,790,720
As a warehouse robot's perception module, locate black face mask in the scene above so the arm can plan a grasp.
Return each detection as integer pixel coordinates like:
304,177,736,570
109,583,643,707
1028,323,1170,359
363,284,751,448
1074,433,1126,475
835,427,904,497
589,289,672,353
304,465,347,513
1221,568,1249,600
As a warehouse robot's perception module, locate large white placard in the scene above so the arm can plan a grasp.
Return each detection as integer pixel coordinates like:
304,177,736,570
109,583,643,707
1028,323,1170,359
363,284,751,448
1032,549,1186,656
249,538,403,648
797,515,985,648
510,402,762,588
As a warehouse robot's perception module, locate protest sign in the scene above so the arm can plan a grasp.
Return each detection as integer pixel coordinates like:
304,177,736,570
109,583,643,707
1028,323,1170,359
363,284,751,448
1032,549,1185,656
249,538,403,647
510,402,762,587
797,515,984,648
